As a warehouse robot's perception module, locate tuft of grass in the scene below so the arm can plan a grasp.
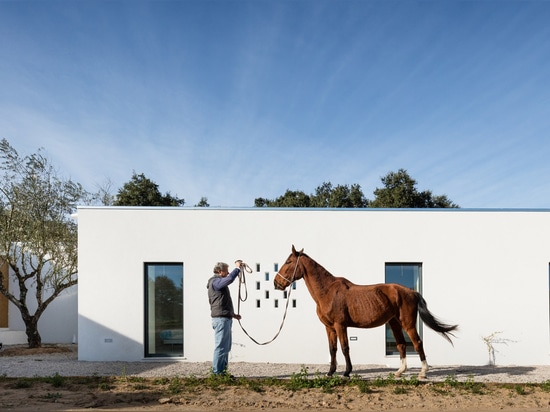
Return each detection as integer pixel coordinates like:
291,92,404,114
44,392,62,400
393,386,408,395
11,378,33,389
444,374,460,387
167,376,184,394
45,372,65,388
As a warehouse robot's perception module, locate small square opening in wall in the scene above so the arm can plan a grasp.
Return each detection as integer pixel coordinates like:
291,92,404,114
274,299,279,308
265,272,270,281
283,291,288,299
256,300,261,308
292,299,297,308
274,263,279,272
265,290,270,299
256,281,260,290
256,263,261,272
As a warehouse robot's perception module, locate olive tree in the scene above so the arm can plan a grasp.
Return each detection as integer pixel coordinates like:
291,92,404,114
0,139,88,348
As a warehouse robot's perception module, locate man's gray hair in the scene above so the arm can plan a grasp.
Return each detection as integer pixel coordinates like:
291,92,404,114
213,262,229,274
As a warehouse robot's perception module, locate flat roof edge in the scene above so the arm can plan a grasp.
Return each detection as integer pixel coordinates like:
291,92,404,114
76,206,550,213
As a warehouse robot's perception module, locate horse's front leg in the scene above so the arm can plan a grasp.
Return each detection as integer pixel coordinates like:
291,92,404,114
325,326,338,376
335,324,352,377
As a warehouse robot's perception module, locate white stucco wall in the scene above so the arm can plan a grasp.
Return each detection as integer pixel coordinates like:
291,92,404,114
77,207,550,367
1,264,77,346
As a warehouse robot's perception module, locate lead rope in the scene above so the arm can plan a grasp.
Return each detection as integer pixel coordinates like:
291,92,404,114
236,255,301,345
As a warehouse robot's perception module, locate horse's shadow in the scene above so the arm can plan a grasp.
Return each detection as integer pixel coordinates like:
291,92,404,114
351,365,539,381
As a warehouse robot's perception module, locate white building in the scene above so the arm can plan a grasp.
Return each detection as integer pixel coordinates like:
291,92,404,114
77,207,550,368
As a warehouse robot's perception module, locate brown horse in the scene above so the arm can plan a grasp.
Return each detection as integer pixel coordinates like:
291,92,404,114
274,246,458,379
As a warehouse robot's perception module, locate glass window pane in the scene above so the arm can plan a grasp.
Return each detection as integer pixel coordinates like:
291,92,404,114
385,263,422,355
145,263,183,357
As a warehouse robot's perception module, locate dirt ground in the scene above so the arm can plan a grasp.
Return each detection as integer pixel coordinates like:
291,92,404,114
1,346,549,411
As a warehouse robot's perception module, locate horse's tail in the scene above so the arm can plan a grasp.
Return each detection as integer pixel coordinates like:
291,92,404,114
416,292,458,345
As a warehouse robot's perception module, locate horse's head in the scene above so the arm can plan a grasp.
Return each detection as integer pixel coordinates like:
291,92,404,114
274,245,305,290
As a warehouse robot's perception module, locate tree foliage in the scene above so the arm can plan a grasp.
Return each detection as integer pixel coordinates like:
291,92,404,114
194,197,210,207
370,169,458,208
114,172,184,206
0,139,89,348
254,169,458,208
255,183,369,208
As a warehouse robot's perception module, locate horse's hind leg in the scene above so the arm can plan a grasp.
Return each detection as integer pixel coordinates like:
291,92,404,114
325,326,338,376
388,318,407,377
403,325,429,379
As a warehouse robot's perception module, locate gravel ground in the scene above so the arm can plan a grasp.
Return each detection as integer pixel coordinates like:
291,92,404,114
1,345,549,383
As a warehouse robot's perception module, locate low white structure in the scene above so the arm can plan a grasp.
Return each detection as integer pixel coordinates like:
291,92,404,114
77,207,550,368
0,262,78,345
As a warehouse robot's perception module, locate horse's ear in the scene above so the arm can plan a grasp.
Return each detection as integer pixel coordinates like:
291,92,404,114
292,245,296,254
291,245,303,256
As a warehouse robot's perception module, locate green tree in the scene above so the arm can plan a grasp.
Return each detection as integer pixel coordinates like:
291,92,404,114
194,197,209,207
255,182,368,208
0,139,88,348
311,182,369,208
114,172,184,206
369,169,458,208
255,190,311,207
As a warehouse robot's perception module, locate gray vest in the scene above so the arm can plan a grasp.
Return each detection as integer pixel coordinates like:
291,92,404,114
207,276,234,318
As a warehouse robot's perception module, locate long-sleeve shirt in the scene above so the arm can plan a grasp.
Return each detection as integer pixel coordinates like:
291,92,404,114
207,268,241,318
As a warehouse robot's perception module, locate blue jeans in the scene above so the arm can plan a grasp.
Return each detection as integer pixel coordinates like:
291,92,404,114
211,317,232,374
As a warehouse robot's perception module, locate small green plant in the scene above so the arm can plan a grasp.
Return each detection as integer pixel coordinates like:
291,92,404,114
152,377,169,385
393,386,408,395
463,375,484,394
167,376,183,394
46,372,65,388
355,379,372,394
287,365,312,391
98,381,113,391
444,374,459,387
12,378,33,389
514,385,528,395
541,379,550,392
246,379,265,393
206,371,237,388
312,371,343,393
44,392,62,400
126,376,146,383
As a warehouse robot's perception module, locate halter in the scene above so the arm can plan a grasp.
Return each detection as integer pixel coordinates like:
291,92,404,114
237,252,302,345
274,253,302,287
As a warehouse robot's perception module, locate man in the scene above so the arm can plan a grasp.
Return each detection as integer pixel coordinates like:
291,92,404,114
207,260,242,375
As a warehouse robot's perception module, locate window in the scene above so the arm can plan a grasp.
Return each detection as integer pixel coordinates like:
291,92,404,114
274,263,279,272
385,263,422,355
145,263,183,358
265,272,270,281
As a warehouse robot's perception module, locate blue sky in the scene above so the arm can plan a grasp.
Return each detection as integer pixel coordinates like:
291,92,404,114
1,0,549,208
